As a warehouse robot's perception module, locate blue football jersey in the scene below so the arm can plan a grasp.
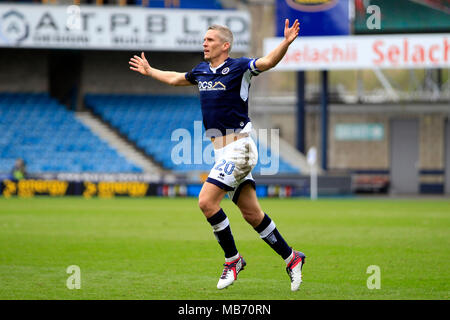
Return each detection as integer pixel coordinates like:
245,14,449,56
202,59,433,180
185,57,262,138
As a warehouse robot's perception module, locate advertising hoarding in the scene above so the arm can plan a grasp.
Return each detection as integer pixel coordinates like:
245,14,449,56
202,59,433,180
264,33,450,70
0,4,250,52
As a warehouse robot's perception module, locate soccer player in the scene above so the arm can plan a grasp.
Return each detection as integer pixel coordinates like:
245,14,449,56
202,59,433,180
129,19,305,291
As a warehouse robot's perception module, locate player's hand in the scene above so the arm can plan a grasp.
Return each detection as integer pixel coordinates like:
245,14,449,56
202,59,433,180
129,52,152,76
284,19,300,44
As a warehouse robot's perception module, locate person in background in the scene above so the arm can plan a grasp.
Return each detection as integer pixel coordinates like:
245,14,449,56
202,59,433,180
11,158,27,181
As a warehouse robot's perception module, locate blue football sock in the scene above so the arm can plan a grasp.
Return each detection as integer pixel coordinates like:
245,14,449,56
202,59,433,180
207,208,239,259
254,213,293,260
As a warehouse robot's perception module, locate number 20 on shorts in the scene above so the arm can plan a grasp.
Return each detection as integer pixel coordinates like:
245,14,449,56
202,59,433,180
214,160,235,175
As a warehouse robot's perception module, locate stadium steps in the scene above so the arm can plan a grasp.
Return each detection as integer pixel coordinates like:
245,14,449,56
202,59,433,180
250,118,321,175
76,111,163,174
277,136,322,175
84,94,301,174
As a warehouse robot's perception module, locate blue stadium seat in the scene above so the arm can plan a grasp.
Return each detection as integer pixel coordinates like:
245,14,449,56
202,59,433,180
0,93,143,174
85,94,300,174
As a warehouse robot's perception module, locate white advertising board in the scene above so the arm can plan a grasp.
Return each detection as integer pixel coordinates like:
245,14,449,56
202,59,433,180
264,33,450,70
0,4,250,52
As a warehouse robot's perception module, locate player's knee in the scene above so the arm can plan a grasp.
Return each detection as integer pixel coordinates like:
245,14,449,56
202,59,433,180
198,197,217,216
198,197,207,212
240,208,264,226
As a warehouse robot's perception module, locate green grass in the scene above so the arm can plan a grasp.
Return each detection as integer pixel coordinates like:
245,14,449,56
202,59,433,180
0,197,449,300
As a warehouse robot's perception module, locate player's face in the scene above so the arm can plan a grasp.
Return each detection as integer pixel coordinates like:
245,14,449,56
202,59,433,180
203,30,228,62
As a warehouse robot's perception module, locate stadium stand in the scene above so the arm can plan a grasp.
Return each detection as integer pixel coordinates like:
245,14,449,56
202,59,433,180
0,93,142,174
85,94,301,174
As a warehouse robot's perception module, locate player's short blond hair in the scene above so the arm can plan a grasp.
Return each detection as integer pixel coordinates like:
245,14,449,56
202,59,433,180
208,24,233,53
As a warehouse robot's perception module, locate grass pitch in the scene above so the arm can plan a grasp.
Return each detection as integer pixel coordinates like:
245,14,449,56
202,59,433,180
0,196,449,300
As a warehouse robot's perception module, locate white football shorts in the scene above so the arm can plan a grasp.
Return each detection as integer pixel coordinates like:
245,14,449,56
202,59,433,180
206,136,258,203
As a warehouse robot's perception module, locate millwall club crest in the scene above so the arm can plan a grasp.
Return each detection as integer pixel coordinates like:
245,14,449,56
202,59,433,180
0,10,29,45
286,0,338,12
221,67,230,75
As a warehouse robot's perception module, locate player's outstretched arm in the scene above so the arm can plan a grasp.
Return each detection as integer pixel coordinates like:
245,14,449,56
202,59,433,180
255,19,300,72
129,52,192,86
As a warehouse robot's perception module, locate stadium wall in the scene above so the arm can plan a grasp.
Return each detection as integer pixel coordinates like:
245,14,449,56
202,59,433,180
0,49,48,93
0,49,202,104
260,104,449,193
80,51,201,97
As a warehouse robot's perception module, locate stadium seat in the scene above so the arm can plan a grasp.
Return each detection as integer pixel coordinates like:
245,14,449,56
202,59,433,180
85,94,300,174
0,93,142,174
